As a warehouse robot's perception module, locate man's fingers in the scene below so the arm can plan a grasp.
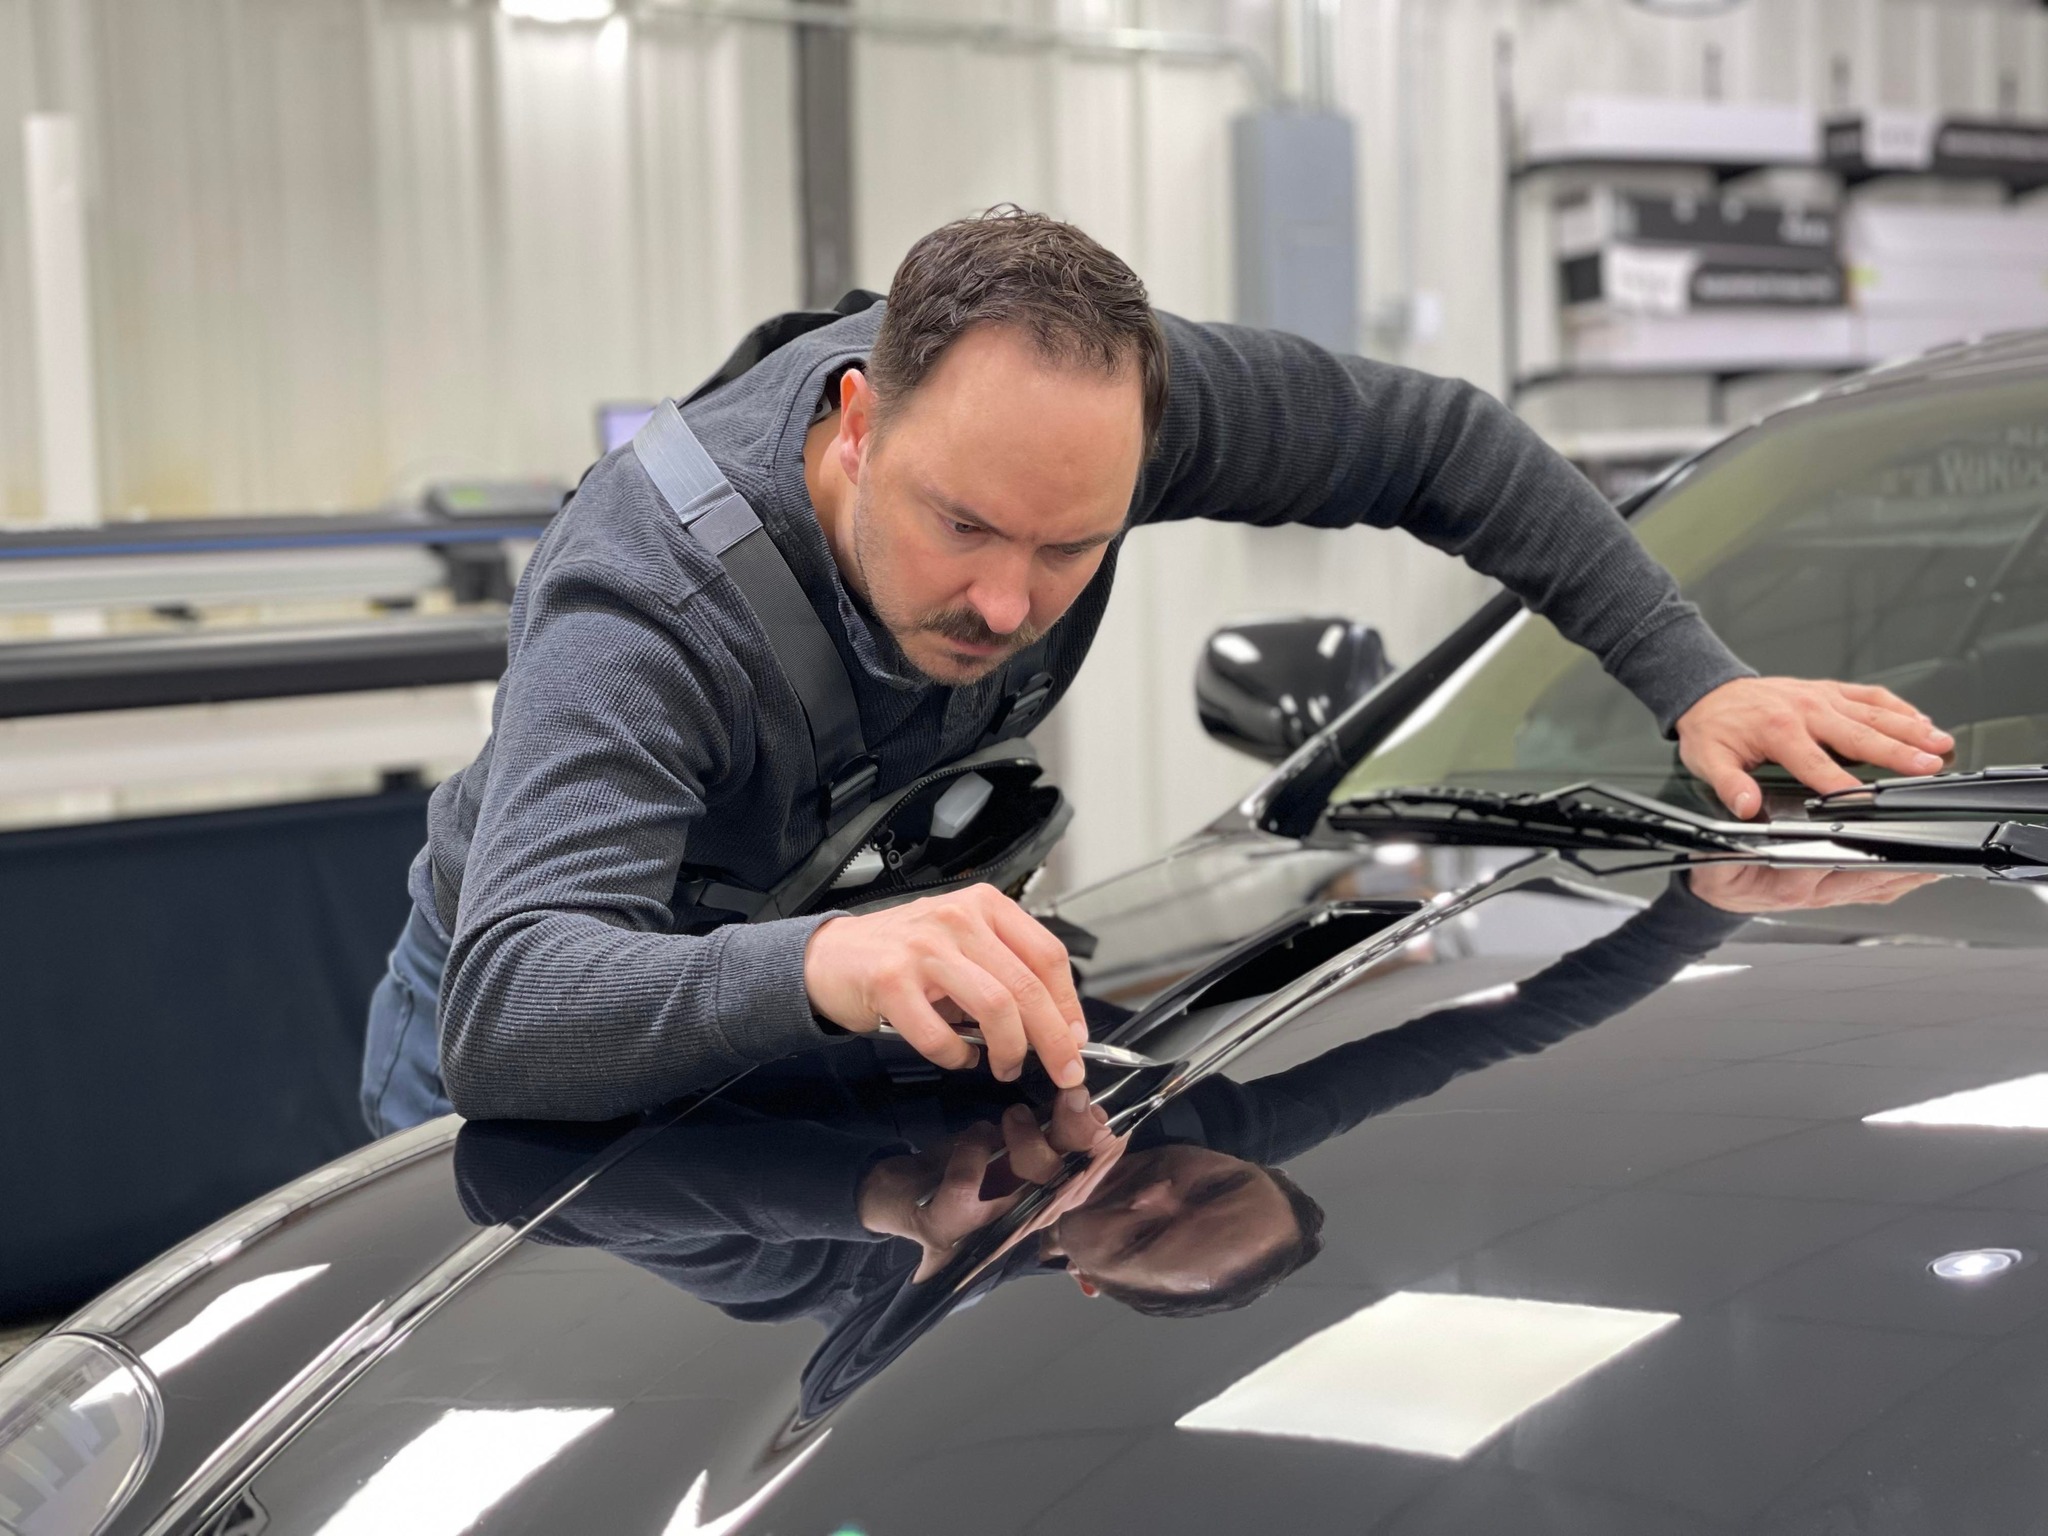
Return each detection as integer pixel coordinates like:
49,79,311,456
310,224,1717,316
1810,713,1945,779
923,951,1033,1081
1841,701,1952,756
878,983,980,1072
1688,740,1765,819
1768,730,1862,797
1834,698,1953,759
984,895,1088,1036
1000,1103,1064,1183
1045,1085,1110,1153
956,924,1086,1091
1836,682,1933,723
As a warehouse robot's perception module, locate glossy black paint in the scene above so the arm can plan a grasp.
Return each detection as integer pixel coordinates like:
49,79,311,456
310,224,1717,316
70,835,2048,1536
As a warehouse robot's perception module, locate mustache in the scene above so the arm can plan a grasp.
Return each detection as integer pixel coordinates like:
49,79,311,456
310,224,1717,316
916,607,1044,651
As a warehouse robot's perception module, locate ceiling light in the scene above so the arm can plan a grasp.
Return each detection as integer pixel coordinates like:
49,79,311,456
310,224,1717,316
1866,1072,2048,1131
1930,1248,2021,1282
500,0,616,22
317,1407,610,1536
1371,842,1421,866
1176,1290,1677,1460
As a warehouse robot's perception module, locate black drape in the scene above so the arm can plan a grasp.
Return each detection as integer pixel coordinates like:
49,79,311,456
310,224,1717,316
0,791,425,1319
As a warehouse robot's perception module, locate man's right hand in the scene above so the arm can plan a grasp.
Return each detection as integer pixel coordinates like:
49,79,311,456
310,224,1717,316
803,884,1090,1088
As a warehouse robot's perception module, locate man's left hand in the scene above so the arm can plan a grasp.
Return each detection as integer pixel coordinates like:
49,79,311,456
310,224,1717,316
1676,676,1954,820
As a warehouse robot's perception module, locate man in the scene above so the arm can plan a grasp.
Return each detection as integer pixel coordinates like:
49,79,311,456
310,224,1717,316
359,207,1953,1135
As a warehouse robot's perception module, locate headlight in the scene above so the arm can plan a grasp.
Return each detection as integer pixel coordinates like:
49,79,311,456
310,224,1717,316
0,1334,161,1536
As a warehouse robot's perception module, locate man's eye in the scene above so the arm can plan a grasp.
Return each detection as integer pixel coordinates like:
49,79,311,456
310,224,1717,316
949,521,982,537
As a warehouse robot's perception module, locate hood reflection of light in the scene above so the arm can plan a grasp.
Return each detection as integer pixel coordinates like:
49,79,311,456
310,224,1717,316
142,1264,328,1375
663,1430,832,1535
1867,1072,2048,1130
1672,963,1748,983
1176,1291,1677,1460
316,1407,610,1536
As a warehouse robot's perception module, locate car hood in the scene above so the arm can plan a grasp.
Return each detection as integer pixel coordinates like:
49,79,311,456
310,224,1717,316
79,832,2048,1535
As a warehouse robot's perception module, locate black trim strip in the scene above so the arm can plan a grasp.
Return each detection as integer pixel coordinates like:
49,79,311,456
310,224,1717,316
0,614,509,717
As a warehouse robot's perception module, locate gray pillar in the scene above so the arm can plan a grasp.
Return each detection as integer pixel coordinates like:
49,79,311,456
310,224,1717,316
795,1,856,308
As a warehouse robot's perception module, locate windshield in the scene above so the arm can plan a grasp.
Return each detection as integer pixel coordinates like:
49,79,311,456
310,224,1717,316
1335,371,2048,815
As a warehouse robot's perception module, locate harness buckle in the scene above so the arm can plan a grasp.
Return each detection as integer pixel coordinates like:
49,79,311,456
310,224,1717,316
822,755,881,827
989,671,1055,739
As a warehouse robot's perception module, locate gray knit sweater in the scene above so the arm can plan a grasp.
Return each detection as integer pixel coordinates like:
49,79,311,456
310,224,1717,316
414,304,1749,1120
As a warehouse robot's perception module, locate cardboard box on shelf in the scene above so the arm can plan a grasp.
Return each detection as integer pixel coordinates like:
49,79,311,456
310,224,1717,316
1849,259,2048,322
1827,110,2048,192
1858,314,2007,362
1556,188,1844,317
1525,95,1819,168
1556,187,1836,257
1562,309,1861,371
1844,202,2048,264
1564,247,1843,313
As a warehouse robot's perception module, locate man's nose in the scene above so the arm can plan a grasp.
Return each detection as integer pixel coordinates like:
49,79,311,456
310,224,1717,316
968,567,1034,638
1123,1178,1179,1216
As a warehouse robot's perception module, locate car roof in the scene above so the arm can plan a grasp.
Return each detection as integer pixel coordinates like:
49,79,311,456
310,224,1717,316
1788,326,2048,416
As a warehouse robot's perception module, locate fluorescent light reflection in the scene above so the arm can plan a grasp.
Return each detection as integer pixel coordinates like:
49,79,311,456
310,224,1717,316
1437,982,1519,1009
1177,1291,1677,1460
1867,1072,2048,1130
317,1407,610,1536
663,1429,832,1536
141,1265,328,1375
1672,963,1748,983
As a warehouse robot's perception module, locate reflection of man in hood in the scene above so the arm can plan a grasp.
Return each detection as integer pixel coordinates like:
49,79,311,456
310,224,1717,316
457,866,1931,1329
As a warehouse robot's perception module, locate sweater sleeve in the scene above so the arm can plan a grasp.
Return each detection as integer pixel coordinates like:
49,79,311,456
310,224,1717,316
438,558,838,1121
1137,316,1753,731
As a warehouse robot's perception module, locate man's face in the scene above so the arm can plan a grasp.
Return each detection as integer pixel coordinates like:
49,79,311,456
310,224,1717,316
837,325,1145,684
1047,1144,1300,1300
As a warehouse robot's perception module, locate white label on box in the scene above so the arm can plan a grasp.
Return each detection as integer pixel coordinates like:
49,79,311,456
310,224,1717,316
1604,246,1698,314
1865,108,1939,170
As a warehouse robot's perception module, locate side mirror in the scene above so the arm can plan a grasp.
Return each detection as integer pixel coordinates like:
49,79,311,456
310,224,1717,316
1196,616,1393,762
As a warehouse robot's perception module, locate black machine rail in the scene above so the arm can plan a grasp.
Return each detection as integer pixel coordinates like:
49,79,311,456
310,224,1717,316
0,508,555,563
0,613,510,717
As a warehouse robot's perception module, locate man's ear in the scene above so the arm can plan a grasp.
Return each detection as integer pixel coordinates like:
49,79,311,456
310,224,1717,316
836,368,875,482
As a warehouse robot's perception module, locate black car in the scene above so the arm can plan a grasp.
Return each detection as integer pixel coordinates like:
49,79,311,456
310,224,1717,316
11,332,2048,1536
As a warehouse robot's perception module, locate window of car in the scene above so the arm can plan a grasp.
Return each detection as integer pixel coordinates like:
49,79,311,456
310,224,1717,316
1334,373,2048,814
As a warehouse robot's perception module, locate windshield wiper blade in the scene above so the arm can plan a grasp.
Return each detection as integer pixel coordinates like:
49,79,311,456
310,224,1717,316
1810,765,2048,819
1328,779,2048,870
1327,782,1748,853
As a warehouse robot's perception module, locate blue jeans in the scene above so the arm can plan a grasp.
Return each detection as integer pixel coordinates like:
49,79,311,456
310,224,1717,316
360,903,454,1137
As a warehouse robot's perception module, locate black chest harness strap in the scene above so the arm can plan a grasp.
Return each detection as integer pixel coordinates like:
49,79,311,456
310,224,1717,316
631,398,1054,835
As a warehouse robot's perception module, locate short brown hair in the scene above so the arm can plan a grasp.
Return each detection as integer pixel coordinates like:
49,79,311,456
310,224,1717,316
869,206,1168,454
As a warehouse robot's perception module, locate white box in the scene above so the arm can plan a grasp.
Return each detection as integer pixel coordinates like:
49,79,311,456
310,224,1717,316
1524,95,1818,168
1844,203,2048,265
1564,309,1860,370
1858,314,2015,361
1850,258,2048,322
